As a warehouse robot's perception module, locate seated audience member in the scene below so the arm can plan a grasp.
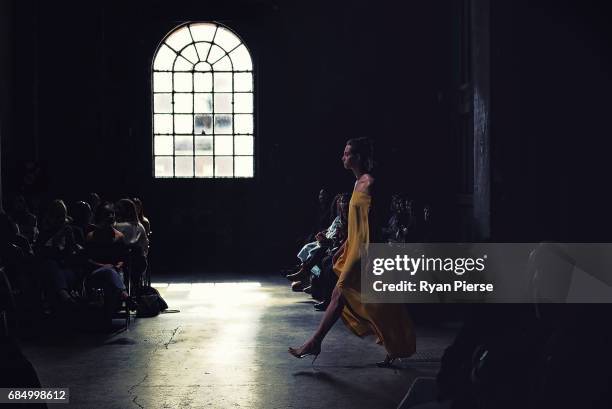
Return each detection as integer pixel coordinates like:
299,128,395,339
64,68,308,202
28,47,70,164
0,213,33,257
401,199,420,242
301,188,332,245
132,197,151,237
383,194,403,242
86,192,101,217
387,197,420,243
436,304,612,409
307,195,349,308
114,199,149,257
9,194,38,245
384,195,418,242
284,188,332,275
69,201,96,248
34,200,81,310
85,203,134,316
290,193,349,295
310,237,346,311
37,200,77,253
287,193,347,285
0,213,35,295
114,199,149,290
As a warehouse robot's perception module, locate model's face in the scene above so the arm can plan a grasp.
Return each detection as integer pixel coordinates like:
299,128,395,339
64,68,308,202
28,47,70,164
342,145,358,170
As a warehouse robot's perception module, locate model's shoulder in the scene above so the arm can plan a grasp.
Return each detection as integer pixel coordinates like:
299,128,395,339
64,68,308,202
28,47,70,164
356,174,375,195
362,174,375,187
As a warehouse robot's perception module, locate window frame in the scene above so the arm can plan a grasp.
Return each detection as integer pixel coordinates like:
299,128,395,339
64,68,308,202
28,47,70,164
150,21,256,179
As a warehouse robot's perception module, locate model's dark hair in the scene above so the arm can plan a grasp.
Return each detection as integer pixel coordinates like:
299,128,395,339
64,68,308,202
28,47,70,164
346,137,374,172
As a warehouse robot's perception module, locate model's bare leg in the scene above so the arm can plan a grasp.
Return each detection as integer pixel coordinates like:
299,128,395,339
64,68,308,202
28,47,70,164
288,285,345,357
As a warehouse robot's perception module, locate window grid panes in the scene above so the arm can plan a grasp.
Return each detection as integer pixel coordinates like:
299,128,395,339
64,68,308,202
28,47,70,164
152,22,254,178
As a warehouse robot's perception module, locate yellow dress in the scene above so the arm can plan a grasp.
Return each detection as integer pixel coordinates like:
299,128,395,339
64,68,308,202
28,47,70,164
333,190,416,358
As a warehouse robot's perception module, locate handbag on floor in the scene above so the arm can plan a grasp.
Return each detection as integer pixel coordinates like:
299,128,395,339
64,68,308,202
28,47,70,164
136,285,168,317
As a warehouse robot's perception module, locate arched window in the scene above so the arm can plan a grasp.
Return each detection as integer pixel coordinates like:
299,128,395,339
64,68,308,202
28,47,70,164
152,22,254,178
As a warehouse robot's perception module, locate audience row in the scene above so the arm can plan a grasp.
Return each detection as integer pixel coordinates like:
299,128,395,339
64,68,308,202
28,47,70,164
286,188,436,312
1,193,152,331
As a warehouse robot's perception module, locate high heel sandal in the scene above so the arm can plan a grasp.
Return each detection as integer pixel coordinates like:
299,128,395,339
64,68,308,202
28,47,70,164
288,341,321,365
376,354,396,368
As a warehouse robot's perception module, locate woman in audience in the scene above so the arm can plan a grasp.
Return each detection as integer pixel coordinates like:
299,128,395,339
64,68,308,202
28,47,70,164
114,199,148,291
35,200,81,310
69,201,96,247
383,193,404,242
0,213,35,296
9,194,38,244
301,188,332,245
132,197,151,237
401,199,421,242
0,213,32,257
292,193,350,293
86,192,101,217
287,193,348,286
114,199,149,257
289,137,416,366
85,203,135,318
308,194,350,308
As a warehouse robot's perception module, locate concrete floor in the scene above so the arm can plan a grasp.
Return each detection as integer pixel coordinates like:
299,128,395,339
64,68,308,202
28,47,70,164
20,275,454,409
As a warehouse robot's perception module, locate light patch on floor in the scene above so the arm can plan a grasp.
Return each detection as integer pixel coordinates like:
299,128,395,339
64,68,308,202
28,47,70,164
21,275,451,409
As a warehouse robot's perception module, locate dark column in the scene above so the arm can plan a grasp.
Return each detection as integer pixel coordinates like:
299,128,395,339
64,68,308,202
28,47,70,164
0,0,15,212
471,0,491,240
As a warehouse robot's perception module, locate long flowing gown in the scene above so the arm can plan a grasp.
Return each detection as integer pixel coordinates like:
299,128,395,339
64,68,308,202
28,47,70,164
333,190,416,358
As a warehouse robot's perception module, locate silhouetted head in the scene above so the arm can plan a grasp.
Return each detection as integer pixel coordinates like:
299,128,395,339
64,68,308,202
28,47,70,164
115,199,139,224
390,194,403,213
0,213,19,241
318,189,330,208
132,197,145,220
423,205,431,222
44,200,68,230
94,202,116,227
87,193,101,212
343,137,374,172
403,199,416,217
71,201,92,227
12,195,27,213
337,193,350,221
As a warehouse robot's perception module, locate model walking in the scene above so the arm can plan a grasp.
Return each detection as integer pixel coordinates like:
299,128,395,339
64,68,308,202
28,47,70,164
289,137,416,366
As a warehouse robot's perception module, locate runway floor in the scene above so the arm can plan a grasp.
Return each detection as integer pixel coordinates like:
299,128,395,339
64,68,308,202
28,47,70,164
20,274,456,409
